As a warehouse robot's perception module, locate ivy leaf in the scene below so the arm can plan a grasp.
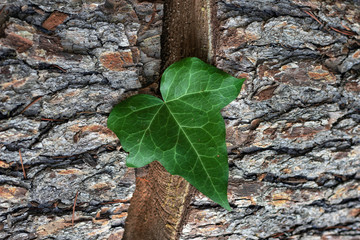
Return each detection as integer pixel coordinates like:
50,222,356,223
108,57,245,210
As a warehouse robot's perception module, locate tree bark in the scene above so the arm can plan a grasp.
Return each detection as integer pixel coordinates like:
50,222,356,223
0,0,359,239
0,1,163,239
181,0,360,239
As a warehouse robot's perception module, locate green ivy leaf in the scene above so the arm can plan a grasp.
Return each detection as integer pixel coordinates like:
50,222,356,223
108,57,245,210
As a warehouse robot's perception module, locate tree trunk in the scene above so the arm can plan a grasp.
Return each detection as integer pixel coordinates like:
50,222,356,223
0,0,359,239
123,0,214,239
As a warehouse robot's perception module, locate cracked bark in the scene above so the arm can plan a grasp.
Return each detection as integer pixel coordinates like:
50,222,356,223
180,1,360,239
0,0,359,239
0,1,162,239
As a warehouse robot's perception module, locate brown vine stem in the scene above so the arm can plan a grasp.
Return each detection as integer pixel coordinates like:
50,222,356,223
122,0,216,239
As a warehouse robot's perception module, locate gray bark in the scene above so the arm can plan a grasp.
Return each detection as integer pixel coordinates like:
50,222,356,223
0,1,162,239
181,0,360,239
0,0,359,239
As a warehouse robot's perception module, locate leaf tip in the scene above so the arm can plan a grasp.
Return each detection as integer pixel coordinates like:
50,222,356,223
217,197,232,211
223,202,232,211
